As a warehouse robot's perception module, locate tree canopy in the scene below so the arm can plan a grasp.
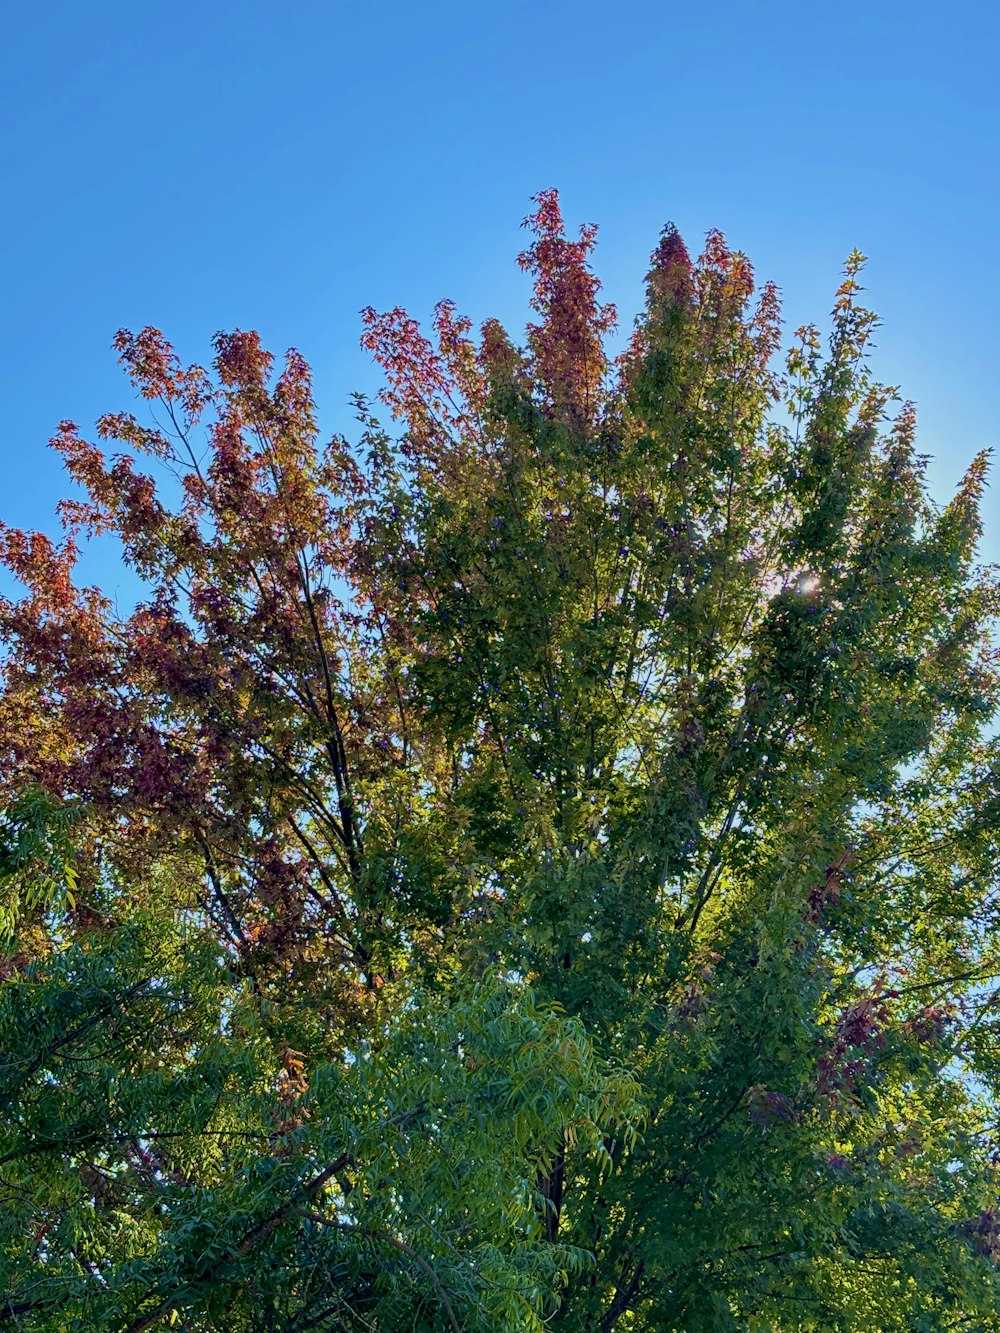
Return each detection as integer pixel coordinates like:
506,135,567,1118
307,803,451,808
2,191,1000,1330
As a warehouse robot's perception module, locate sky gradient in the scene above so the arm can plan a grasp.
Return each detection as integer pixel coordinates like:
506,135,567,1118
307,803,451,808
2,0,997,595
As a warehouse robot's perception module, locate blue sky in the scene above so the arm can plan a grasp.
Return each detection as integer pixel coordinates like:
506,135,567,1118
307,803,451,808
2,0,997,594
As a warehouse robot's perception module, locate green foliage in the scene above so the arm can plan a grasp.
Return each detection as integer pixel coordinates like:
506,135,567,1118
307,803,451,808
0,899,637,1330
0,787,79,942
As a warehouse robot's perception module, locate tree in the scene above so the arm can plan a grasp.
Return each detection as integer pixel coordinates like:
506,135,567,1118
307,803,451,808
1,190,1000,1329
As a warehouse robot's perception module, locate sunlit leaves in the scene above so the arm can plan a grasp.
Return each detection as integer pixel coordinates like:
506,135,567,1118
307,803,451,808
1,193,999,1329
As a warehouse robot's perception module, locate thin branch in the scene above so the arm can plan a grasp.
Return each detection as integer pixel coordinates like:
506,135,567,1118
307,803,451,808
302,1213,462,1333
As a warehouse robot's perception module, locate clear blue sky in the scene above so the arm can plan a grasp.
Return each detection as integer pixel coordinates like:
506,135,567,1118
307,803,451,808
2,0,997,593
